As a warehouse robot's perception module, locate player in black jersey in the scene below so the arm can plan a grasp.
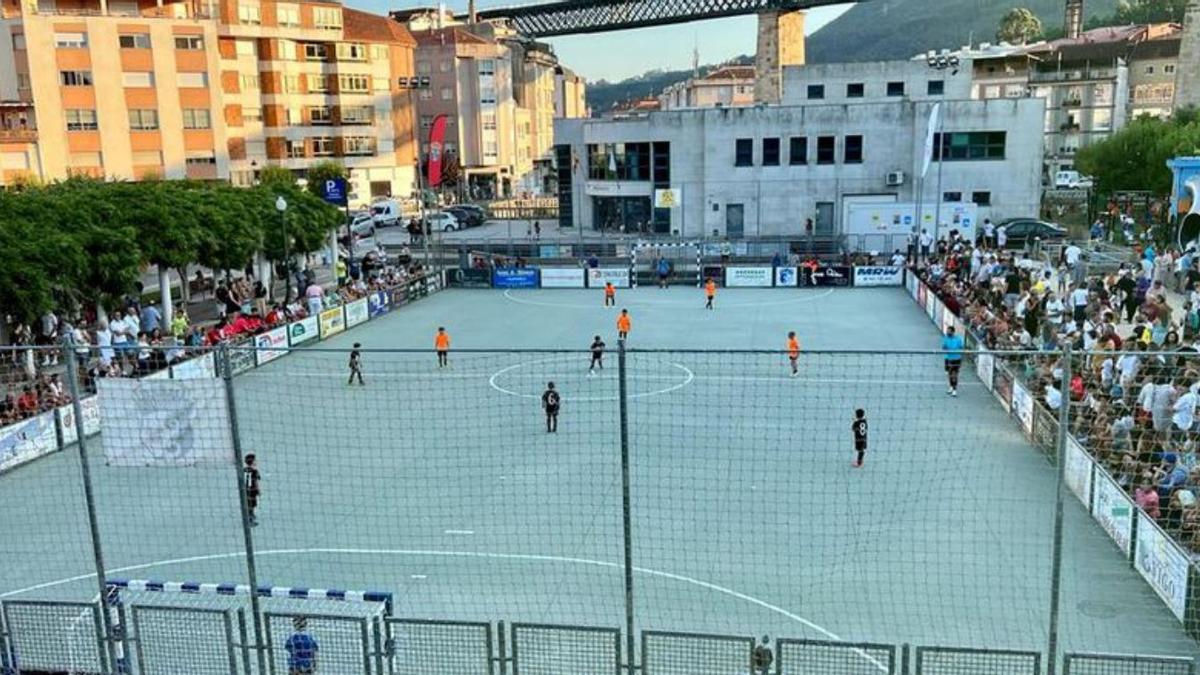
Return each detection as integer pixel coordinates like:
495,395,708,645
588,336,606,376
542,382,561,433
347,343,364,386
243,453,261,526
851,409,868,468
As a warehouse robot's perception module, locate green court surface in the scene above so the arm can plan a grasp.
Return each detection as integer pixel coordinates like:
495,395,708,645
1,286,1196,664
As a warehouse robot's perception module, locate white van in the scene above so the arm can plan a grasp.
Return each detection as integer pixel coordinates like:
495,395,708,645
1054,171,1093,189
370,200,402,227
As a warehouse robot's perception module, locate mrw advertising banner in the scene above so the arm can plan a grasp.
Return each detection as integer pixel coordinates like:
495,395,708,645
98,378,233,467
853,266,904,287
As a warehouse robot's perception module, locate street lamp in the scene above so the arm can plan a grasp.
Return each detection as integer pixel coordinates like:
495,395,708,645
399,75,433,273
920,50,961,244
276,195,290,302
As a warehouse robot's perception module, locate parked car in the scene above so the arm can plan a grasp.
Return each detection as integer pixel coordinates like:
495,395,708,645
348,212,376,238
370,200,402,227
424,212,460,232
1054,171,1094,190
445,205,485,229
997,218,1068,247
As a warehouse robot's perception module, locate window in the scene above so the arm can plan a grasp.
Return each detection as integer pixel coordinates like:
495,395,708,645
335,42,366,61
276,3,299,27
480,113,495,130
943,191,962,202
1145,65,1155,75
178,72,208,88
971,191,992,206
283,75,299,93
343,136,374,156
816,136,835,164
311,137,334,156
341,106,372,125
371,45,387,60
843,134,863,163
420,114,433,129
174,35,204,50
234,39,256,56
242,106,262,122
303,43,327,60
441,87,453,100
285,139,304,158
185,152,216,165
119,33,150,49
308,74,329,92
1165,64,1176,74
789,136,807,165
886,81,905,97
307,106,331,124
285,107,301,125
806,84,824,100
54,32,86,48
237,3,260,25
127,109,158,130
933,131,1007,161
338,74,368,92
585,142,651,180
11,34,25,50
69,152,101,166
419,88,433,101
734,138,753,167
1093,109,1113,130
416,61,431,74
312,7,341,29
132,150,162,165
121,71,154,87
60,70,93,86
927,80,944,96
65,109,98,131
182,108,210,129
478,59,495,76
239,74,259,90
846,82,864,98
762,137,780,166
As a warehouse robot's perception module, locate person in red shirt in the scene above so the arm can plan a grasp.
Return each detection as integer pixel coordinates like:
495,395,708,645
16,387,37,416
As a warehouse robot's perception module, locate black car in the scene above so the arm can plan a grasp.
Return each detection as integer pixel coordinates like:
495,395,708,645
446,204,486,228
997,218,1067,248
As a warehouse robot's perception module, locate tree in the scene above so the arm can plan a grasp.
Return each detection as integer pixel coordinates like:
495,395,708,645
997,8,1043,45
1114,0,1188,24
1076,111,1200,198
305,161,348,202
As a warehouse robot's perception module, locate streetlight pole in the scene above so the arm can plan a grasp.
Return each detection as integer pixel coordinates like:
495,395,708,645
276,195,290,303
924,50,960,245
400,75,431,274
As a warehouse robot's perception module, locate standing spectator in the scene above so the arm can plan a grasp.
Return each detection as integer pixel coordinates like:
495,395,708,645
919,229,933,260
170,308,189,340
139,302,161,336
982,218,995,248
284,617,318,674
305,281,324,318
996,223,1008,249
1069,284,1089,329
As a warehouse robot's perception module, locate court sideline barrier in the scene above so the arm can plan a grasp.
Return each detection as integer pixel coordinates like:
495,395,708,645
905,271,1200,642
455,264,905,289
0,273,445,476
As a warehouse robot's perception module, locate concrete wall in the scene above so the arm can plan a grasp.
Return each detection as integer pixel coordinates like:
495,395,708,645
753,9,804,104
556,97,1045,238
783,59,973,105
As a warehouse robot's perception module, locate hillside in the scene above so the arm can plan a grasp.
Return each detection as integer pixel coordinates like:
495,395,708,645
586,56,753,114
806,0,1121,63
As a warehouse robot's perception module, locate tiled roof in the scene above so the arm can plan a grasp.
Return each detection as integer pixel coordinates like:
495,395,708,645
413,27,492,46
343,7,416,47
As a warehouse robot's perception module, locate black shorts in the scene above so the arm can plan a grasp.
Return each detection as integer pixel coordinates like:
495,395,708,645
854,442,867,451
1073,306,1087,321
944,361,961,372
246,491,259,508
545,407,559,416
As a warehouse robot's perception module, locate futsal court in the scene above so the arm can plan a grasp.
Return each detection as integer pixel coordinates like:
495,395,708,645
0,285,1196,669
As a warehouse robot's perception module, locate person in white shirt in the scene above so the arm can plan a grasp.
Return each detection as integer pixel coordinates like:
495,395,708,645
919,230,933,259
1069,286,1090,327
1100,356,1115,388
95,320,114,368
1151,380,1175,432
1063,243,1083,268
890,250,906,267
1117,353,1139,389
1138,377,1156,416
1044,383,1062,410
1173,383,1199,434
983,219,995,247
996,225,1008,249
1044,292,1064,326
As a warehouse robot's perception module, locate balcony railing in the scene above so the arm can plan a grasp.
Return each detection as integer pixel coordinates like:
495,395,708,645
1030,68,1119,83
0,128,36,142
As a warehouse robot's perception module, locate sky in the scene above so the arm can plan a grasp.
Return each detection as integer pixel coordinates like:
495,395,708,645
346,0,855,82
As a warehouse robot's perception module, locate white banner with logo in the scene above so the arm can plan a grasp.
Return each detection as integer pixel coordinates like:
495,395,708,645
975,352,994,390
345,298,369,328
98,378,233,467
1134,511,1189,622
58,395,101,447
774,267,798,288
541,268,586,288
1091,469,1134,556
587,268,630,288
288,316,319,346
1012,381,1034,434
0,411,59,473
1064,437,1094,507
255,327,289,366
171,352,216,380
725,267,773,288
853,266,904,287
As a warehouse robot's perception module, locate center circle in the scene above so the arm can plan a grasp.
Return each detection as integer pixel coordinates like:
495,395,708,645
487,358,694,402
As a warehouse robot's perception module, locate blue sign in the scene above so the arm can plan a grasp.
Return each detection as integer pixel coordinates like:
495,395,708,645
368,291,391,318
492,268,539,289
319,177,348,206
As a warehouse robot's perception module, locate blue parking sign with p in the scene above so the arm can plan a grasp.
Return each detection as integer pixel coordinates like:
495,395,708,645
321,178,348,206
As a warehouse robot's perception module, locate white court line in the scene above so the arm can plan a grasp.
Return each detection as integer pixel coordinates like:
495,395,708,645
503,288,836,310
489,358,695,401
271,371,975,387
443,529,475,535
0,547,887,672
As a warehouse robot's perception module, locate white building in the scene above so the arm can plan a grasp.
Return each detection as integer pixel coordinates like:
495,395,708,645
555,91,1044,238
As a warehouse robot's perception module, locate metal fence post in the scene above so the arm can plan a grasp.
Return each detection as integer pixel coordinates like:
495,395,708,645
1046,345,1072,675
61,340,120,674
617,339,636,674
219,344,267,675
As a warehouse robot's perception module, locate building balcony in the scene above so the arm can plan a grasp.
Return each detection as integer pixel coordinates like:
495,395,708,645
23,0,214,19
0,128,37,142
1030,68,1119,83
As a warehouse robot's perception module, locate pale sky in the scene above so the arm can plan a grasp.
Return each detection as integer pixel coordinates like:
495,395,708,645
346,0,855,82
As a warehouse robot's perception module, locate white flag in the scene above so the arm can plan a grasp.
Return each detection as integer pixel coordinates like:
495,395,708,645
98,378,234,467
921,102,941,178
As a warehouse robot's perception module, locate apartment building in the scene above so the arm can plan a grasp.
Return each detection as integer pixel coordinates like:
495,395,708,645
554,65,585,120
658,65,755,111
0,0,418,202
